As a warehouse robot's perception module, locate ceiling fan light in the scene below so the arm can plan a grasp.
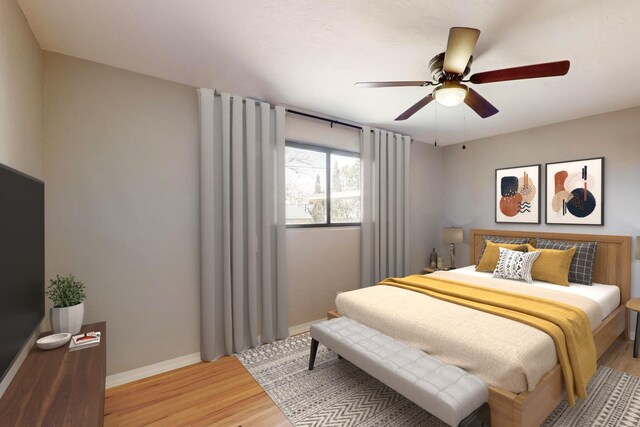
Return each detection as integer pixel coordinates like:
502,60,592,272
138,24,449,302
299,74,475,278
433,82,468,107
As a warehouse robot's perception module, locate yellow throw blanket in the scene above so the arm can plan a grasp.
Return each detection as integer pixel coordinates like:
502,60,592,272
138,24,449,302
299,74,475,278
379,275,596,406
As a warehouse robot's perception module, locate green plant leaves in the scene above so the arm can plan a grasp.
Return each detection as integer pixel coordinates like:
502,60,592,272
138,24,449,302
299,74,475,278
45,274,86,308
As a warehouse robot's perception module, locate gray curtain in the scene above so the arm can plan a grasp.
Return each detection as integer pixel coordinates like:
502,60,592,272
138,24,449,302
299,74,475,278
198,88,288,361
361,127,411,285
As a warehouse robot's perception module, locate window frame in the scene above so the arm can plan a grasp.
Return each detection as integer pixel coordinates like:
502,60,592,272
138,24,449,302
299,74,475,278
285,140,361,228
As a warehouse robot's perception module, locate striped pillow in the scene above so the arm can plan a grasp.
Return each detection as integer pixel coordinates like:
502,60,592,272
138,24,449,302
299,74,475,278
493,247,541,284
535,239,597,285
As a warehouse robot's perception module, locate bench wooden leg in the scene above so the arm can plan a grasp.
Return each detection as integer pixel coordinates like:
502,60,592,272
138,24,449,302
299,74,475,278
309,339,319,370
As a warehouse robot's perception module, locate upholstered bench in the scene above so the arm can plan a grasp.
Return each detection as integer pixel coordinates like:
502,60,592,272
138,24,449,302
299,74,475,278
309,317,490,427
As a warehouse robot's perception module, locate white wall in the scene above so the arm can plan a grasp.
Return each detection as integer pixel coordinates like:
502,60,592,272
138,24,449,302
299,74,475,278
0,0,43,397
42,52,201,375
442,107,640,317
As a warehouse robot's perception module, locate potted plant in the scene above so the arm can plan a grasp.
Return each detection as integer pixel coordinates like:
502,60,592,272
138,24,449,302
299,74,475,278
46,274,86,334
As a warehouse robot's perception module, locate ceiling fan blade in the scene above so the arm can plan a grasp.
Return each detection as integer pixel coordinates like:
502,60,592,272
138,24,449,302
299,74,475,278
355,81,430,88
470,60,570,84
464,88,498,118
395,94,434,121
443,27,481,75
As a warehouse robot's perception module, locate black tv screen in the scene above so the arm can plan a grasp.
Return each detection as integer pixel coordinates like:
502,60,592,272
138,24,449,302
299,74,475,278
0,163,44,383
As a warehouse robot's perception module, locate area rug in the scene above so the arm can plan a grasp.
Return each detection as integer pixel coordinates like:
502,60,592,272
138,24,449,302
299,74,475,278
236,333,640,427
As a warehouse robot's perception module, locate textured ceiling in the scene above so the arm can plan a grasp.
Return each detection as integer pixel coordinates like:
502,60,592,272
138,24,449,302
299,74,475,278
18,0,640,145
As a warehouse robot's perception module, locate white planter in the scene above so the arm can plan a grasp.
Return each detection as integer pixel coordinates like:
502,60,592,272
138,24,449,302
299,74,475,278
50,302,85,334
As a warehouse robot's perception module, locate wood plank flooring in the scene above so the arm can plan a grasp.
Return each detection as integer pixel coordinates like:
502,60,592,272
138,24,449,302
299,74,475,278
599,336,640,376
105,336,640,426
104,356,291,427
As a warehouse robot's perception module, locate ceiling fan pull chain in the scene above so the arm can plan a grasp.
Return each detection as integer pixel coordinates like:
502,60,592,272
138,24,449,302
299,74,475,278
434,103,438,147
462,114,467,150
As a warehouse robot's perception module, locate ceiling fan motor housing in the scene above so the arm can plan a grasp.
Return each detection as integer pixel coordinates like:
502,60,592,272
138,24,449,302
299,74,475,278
429,52,472,81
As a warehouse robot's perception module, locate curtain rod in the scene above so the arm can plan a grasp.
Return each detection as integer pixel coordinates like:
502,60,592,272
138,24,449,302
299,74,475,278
286,109,363,131
208,92,410,140
285,108,412,141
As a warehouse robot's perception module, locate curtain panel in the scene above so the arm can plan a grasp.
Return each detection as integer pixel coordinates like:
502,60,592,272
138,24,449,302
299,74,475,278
198,88,288,361
361,127,411,286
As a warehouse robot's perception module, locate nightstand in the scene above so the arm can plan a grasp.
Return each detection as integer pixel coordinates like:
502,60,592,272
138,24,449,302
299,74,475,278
626,298,640,358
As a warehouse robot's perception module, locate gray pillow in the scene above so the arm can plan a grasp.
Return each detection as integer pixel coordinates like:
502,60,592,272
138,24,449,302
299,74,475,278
535,239,597,285
480,235,530,259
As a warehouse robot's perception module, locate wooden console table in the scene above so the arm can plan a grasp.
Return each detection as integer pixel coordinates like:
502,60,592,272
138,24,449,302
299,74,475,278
0,322,106,426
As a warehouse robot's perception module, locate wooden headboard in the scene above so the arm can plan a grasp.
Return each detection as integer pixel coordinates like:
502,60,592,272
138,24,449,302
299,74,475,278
469,229,632,306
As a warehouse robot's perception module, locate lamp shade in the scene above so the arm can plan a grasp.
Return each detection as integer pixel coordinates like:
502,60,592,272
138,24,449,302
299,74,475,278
433,82,468,107
636,236,640,260
443,227,463,244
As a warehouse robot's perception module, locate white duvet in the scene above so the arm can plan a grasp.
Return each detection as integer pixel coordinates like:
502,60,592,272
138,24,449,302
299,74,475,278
335,267,618,393
452,265,620,321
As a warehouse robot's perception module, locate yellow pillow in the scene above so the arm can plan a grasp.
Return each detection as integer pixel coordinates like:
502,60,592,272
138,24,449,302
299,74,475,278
476,241,528,272
526,244,576,286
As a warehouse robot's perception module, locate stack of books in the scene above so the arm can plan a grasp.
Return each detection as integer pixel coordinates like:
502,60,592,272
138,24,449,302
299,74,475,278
69,331,101,352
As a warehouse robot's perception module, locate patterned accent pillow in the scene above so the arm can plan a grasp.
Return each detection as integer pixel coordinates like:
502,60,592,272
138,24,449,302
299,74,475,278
480,235,530,259
493,247,541,284
535,239,597,286
476,241,529,272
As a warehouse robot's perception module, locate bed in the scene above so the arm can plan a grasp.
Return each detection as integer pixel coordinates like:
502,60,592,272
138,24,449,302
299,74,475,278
333,229,631,427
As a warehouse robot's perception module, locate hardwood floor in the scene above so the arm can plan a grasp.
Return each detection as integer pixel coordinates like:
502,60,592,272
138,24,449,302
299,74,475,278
105,337,640,426
599,336,640,376
104,356,291,427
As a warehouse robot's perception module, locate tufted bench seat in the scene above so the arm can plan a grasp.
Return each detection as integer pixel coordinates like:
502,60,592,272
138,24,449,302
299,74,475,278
309,316,490,427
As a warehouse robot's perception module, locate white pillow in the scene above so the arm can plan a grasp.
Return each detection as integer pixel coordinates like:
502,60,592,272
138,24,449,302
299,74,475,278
493,247,540,284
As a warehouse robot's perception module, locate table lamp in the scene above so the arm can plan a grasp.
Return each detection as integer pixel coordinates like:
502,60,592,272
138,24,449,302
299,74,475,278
442,227,464,269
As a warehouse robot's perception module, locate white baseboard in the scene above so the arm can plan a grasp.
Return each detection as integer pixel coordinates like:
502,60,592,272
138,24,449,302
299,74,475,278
105,318,325,389
289,318,325,336
106,352,201,389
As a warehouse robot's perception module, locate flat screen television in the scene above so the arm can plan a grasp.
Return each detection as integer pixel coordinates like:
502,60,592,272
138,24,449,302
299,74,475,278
0,163,44,384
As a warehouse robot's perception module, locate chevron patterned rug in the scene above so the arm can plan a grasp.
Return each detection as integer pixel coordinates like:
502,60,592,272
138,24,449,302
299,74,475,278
237,333,640,426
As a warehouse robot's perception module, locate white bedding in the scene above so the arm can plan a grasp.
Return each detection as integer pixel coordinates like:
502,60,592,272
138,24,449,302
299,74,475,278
336,267,620,393
448,265,620,321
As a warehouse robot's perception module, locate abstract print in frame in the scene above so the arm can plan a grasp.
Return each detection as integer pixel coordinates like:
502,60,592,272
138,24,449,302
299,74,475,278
495,164,540,223
546,157,604,225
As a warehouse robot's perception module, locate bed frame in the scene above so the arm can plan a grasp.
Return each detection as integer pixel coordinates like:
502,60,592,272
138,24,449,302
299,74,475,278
469,229,631,427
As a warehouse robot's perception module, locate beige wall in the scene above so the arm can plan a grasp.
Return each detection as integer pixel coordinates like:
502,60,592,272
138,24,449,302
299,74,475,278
442,106,640,298
410,140,444,273
0,0,42,179
38,53,444,375
285,114,362,324
287,227,361,325
42,52,200,375
285,115,444,325
0,0,43,397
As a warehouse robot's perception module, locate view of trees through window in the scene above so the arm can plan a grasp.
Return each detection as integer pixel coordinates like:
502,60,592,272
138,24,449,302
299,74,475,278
285,144,361,226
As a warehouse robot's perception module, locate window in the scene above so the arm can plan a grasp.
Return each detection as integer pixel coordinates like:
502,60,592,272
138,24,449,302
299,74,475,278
285,142,361,227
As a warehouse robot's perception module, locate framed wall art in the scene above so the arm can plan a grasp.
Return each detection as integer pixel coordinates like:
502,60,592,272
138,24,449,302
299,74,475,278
545,157,604,225
495,164,541,224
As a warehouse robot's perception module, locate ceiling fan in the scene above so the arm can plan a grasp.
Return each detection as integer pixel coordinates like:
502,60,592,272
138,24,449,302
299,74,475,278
355,27,570,120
